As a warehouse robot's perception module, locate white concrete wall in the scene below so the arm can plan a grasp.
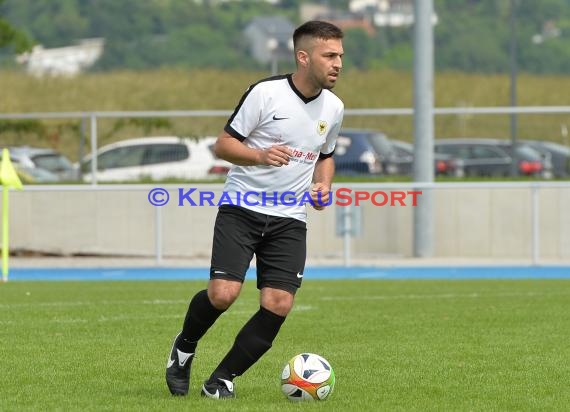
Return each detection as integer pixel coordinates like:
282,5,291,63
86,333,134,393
3,184,570,261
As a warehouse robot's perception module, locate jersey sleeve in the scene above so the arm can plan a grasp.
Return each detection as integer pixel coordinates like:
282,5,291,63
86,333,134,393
224,84,264,141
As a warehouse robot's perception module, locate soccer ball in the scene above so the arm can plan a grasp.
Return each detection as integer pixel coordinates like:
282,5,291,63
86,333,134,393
281,353,335,401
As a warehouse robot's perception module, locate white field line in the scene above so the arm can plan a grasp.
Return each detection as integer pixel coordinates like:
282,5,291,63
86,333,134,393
48,314,181,324
319,291,569,301
0,299,189,309
0,298,271,309
0,290,565,311
0,302,313,325
0,313,179,326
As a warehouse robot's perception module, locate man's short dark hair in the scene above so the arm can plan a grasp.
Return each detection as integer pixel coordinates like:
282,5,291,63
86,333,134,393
293,20,344,50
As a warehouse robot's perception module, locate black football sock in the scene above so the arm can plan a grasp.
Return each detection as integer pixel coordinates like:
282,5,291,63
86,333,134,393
177,289,225,353
209,306,286,382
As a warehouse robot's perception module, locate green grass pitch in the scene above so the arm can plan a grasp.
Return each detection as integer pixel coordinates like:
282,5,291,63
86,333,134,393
1,279,569,411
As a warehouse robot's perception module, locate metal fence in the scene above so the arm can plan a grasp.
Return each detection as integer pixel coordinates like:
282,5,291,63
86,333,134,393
2,105,570,183
2,106,570,267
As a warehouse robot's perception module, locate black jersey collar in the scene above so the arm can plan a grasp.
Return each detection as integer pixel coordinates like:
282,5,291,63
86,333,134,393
287,74,322,104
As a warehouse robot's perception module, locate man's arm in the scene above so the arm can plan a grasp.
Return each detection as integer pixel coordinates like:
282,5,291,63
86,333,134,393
311,156,335,210
214,131,292,167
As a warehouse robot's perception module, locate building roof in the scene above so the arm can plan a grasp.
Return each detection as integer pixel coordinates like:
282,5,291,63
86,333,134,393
246,16,295,41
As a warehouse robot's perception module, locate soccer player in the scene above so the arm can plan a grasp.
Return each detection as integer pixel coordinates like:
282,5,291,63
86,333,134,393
166,20,345,399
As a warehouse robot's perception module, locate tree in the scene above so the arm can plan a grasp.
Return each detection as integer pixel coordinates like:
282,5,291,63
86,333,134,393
0,0,32,52
2,0,570,74
342,28,375,70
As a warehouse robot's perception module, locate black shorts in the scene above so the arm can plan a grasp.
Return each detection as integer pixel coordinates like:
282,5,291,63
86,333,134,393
210,205,307,294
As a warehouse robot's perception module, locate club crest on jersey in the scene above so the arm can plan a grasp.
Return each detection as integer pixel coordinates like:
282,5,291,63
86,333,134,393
317,120,327,135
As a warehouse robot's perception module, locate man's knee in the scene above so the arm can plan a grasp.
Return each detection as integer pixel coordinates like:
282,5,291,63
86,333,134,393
261,288,295,317
207,279,242,310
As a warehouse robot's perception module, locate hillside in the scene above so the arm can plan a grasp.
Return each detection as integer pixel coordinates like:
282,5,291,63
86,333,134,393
1,68,569,160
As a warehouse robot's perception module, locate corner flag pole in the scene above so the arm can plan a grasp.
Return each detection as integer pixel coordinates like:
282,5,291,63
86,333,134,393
1,148,23,283
2,184,9,282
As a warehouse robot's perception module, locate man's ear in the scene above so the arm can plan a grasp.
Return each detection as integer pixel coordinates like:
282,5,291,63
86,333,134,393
296,50,309,68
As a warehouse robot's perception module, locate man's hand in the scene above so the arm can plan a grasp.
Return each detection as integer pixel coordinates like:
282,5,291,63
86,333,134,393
310,182,331,210
258,145,293,167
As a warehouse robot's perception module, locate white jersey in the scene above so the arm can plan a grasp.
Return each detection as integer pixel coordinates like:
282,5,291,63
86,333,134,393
222,74,344,222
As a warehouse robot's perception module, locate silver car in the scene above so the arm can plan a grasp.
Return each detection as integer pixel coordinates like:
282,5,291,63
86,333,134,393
7,146,79,182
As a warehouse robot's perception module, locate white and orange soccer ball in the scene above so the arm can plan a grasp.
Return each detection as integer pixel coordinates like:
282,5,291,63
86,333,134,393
281,353,335,401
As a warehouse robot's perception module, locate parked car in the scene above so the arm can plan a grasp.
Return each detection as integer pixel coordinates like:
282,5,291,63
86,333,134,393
198,136,232,178
81,136,231,182
434,138,552,178
6,146,79,182
389,139,465,177
14,165,60,183
333,130,383,175
522,140,570,178
335,129,464,177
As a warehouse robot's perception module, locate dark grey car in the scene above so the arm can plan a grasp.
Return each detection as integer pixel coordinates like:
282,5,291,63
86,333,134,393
390,139,465,177
522,140,570,178
336,129,464,177
434,138,552,178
